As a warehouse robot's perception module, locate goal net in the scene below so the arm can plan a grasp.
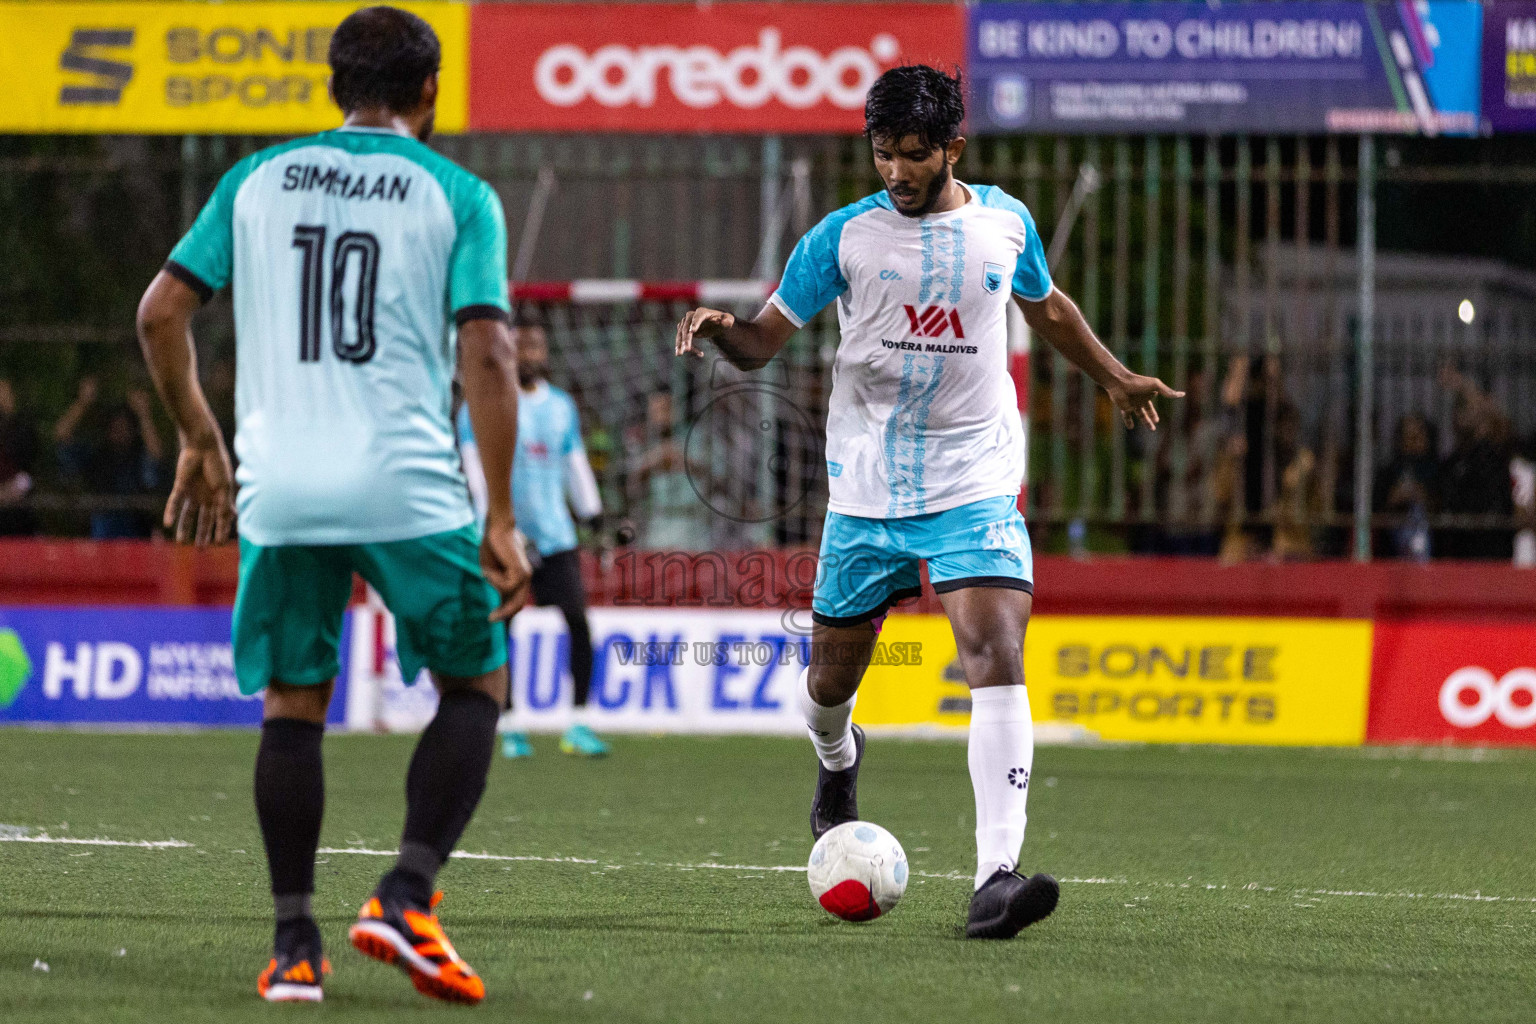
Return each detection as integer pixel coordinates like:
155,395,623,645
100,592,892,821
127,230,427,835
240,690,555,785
508,281,832,551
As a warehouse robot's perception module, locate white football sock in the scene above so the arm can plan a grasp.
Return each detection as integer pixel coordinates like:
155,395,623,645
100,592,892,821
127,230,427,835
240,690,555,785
968,685,1035,890
796,668,857,771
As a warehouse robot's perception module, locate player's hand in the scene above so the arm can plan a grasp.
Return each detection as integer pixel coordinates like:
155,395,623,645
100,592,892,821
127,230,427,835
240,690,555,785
481,513,533,622
163,433,235,546
675,307,734,358
1105,373,1184,431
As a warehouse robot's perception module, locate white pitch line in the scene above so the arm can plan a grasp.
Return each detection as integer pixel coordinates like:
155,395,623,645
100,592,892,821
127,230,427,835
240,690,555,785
11,836,1536,907
0,833,192,849
318,846,599,866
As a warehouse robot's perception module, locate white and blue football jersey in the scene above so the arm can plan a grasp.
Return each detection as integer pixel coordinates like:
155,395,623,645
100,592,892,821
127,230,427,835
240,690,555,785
167,126,510,546
769,184,1050,519
456,383,600,558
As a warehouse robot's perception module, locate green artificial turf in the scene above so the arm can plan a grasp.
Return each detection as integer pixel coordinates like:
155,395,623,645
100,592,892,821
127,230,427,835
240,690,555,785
2,731,1533,1022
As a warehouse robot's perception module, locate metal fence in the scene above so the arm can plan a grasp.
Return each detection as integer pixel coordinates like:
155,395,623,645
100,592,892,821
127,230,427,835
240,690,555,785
1,131,1533,558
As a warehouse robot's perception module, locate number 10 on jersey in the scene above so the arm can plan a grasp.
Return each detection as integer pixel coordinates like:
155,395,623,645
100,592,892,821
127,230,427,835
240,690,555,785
292,224,380,364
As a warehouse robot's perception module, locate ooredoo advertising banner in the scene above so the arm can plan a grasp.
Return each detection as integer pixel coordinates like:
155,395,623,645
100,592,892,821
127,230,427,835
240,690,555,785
0,606,348,726
0,2,469,133
1483,1,1536,131
467,3,966,133
968,1,1482,135
1368,621,1536,745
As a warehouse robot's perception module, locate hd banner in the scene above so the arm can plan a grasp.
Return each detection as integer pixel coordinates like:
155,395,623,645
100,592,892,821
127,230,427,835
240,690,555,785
467,3,964,133
0,2,469,133
0,606,349,727
968,1,1482,135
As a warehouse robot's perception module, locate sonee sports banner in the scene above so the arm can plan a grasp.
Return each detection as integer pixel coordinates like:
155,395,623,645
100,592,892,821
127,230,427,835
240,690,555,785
0,2,469,133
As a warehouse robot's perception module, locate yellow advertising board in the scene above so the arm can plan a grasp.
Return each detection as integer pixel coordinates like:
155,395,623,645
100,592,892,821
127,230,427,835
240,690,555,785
857,614,1373,747
0,2,468,133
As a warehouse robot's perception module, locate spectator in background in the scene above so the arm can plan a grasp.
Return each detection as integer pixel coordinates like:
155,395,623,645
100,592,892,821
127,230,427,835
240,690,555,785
1373,413,1439,561
1268,403,1324,561
1512,432,1535,568
625,388,695,549
0,378,37,536
55,377,165,539
1436,366,1514,560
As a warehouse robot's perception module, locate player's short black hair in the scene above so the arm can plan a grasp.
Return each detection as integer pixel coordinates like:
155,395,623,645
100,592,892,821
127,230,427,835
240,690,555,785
864,65,965,150
328,6,441,114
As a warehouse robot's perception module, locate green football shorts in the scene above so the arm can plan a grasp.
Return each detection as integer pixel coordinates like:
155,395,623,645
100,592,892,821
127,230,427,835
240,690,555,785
232,523,508,696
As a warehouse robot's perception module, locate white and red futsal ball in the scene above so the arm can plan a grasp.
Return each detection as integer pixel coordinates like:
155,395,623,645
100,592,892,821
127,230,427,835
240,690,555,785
807,821,908,921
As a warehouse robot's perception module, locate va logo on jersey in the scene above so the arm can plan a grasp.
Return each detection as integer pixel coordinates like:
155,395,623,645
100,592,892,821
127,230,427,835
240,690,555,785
983,262,1007,294
903,305,965,339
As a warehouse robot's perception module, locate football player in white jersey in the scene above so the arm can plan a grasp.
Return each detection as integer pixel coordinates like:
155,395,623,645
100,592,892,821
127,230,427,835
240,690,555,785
135,7,530,1003
676,66,1181,938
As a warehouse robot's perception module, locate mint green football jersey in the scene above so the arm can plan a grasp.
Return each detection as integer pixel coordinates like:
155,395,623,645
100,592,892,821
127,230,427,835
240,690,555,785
167,126,509,546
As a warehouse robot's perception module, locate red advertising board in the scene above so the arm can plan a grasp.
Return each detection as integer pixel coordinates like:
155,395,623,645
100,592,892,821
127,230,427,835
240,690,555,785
1368,621,1536,746
468,3,966,133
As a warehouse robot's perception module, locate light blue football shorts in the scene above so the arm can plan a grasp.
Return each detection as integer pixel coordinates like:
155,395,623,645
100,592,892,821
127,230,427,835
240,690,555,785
812,494,1034,627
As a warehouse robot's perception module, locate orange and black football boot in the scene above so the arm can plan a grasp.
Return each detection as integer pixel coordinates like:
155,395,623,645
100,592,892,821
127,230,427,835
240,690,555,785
349,890,485,1004
257,949,331,1003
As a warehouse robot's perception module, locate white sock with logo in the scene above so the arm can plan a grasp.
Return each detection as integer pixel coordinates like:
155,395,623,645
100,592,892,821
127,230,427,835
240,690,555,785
968,684,1034,890
796,668,857,771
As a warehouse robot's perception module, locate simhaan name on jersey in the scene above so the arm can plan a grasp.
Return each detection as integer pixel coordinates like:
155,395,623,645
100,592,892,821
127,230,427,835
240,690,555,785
280,163,415,203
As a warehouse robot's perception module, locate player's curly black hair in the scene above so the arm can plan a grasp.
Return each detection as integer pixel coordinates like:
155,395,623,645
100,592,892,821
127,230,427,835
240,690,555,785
864,65,965,150
328,6,441,114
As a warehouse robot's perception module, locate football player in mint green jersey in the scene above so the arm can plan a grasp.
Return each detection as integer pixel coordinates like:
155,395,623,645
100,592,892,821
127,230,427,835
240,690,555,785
135,7,529,1006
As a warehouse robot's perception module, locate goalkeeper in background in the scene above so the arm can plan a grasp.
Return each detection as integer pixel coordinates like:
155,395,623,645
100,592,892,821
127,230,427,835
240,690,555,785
459,325,609,757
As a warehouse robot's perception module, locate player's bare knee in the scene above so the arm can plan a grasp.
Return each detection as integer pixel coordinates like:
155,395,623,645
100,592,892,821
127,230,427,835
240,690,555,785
264,679,334,723
955,636,1025,689
435,664,509,707
808,665,860,707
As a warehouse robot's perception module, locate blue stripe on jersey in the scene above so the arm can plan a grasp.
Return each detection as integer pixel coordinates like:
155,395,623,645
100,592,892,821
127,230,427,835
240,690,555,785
973,185,1052,301
882,353,947,517
916,220,967,307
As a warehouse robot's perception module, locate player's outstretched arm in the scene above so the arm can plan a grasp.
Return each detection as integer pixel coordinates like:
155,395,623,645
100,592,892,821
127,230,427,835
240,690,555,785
675,303,798,372
459,317,533,621
136,271,235,546
1017,287,1184,431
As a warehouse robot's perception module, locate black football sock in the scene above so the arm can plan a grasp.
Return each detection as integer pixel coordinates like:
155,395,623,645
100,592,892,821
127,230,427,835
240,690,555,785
380,689,499,906
254,718,325,950
564,605,594,709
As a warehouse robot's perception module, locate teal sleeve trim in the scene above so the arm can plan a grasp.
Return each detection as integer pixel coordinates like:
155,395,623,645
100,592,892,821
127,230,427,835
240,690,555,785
448,178,511,315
